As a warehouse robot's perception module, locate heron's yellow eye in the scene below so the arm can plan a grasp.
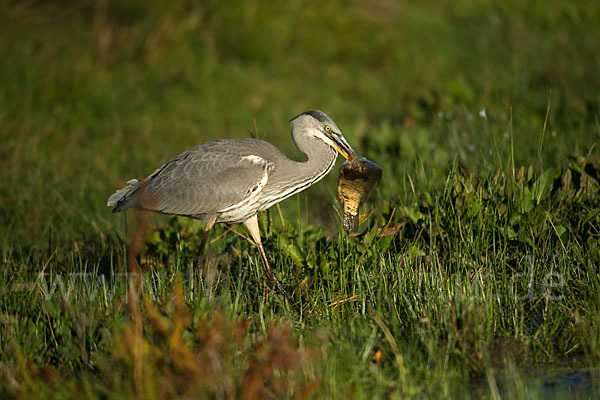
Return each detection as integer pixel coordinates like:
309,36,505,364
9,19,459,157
324,125,332,132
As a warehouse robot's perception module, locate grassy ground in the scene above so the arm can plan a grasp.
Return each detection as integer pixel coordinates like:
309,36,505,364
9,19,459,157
1,0,600,398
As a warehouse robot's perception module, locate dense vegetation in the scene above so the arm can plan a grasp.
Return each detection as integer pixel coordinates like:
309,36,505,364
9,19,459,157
1,0,599,398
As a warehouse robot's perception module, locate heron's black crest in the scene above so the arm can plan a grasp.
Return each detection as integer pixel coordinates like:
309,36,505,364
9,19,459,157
289,110,329,123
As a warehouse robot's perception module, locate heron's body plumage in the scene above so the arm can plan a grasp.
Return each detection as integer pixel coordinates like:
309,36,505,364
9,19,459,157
109,136,337,223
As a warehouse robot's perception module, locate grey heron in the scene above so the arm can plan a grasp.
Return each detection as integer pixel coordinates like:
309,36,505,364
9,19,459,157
107,110,357,305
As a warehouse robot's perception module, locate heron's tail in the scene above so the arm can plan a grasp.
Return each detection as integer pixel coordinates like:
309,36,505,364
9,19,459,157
107,179,141,212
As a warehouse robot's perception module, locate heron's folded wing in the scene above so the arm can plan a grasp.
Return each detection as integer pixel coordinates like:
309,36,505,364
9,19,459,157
140,150,272,216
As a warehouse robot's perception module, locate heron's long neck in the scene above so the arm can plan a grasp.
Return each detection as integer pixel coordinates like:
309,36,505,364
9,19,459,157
297,137,338,181
276,133,338,194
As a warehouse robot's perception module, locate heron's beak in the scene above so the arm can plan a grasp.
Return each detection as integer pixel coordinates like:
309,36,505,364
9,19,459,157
325,131,358,160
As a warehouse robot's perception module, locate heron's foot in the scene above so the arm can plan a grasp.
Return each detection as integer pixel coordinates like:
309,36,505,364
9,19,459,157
193,247,215,285
193,250,206,271
265,270,301,312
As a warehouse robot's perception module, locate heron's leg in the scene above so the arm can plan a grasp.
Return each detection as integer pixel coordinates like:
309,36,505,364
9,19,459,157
244,215,296,307
194,215,217,270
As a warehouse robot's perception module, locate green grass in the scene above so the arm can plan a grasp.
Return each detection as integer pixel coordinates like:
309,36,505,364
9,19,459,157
1,0,600,398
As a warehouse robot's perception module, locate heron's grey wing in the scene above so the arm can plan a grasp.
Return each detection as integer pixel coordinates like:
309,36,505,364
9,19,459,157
139,149,272,216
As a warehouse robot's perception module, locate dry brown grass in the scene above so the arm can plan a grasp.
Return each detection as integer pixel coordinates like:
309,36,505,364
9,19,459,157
3,277,320,399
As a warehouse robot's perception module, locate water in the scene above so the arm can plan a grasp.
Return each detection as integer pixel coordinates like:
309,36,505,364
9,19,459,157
535,368,599,399
470,366,599,399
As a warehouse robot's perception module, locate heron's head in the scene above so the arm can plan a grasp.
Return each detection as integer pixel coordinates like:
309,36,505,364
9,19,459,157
290,110,357,160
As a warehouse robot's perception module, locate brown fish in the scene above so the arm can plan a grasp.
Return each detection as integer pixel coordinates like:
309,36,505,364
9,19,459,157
337,157,382,232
